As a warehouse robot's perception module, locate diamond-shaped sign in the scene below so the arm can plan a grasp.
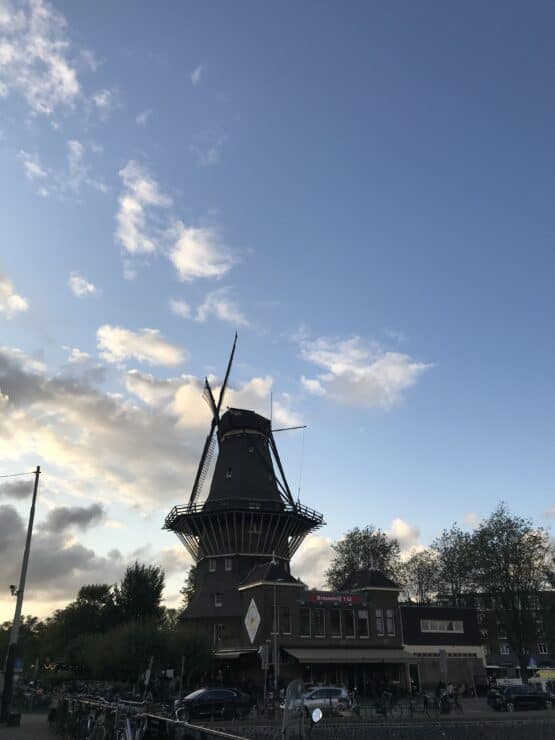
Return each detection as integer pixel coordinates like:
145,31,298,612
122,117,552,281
245,598,261,644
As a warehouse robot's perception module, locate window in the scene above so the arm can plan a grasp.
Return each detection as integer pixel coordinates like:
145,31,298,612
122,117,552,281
376,608,385,636
330,609,341,637
300,608,311,636
313,609,325,637
225,467,232,479
214,593,223,608
224,558,232,571
279,606,292,635
357,609,369,638
343,609,355,637
208,559,216,573
248,445,255,453
386,609,395,636
213,623,224,645
500,643,510,655
420,619,464,634
538,643,548,654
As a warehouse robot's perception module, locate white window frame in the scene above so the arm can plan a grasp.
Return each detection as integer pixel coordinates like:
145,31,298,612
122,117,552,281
214,592,223,608
224,558,232,571
209,559,216,573
420,619,464,634
500,642,510,655
357,609,369,638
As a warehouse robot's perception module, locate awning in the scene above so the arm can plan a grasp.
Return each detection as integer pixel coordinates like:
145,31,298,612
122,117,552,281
284,648,411,664
215,649,258,660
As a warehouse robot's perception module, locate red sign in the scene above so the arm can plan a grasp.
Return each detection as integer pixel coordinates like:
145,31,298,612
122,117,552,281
304,591,364,605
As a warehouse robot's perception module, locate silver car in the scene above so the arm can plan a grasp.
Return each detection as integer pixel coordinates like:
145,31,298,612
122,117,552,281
303,687,351,713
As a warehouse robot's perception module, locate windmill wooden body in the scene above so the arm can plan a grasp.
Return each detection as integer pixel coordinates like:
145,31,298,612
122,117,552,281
164,335,323,642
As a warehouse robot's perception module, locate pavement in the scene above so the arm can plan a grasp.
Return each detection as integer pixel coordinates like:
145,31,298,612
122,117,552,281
0,713,50,739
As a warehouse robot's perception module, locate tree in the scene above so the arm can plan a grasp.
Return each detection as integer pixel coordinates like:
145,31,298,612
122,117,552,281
325,526,401,590
179,565,198,614
400,550,439,603
58,584,118,639
472,503,553,680
432,525,475,606
114,562,165,623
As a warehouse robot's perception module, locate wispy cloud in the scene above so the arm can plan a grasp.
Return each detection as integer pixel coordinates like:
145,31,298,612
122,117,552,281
190,64,203,87
115,160,172,255
299,335,432,409
68,272,97,298
91,86,119,119
115,160,236,282
19,141,106,197
0,0,81,115
0,269,28,317
65,347,91,364
190,134,227,167
169,298,191,320
196,287,249,326
97,325,186,366
135,108,152,127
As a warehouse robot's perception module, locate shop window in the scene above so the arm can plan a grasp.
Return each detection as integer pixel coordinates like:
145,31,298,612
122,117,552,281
224,558,232,571
214,593,223,608
376,608,385,636
357,609,369,638
208,559,216,573
300,608,311,637
343,609,355,637
500,643,510,655
313,609,325,637
386,608,395,636
538,643,548,654
420,619,464,633
330,609,341,637
279,606,292,635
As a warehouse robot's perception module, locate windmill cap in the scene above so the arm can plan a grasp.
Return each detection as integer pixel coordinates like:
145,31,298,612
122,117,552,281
219,408,271,437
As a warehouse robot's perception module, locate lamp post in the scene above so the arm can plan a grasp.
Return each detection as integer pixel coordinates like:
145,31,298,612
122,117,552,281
0,466,40,723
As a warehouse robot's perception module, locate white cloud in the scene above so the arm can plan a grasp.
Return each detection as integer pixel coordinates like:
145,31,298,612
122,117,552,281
65,347,91,364
389,517,423,556
19,149,47,181
0,270,28,317
196,287,248,326
190,64,203,86
136,108,152,127
0,0,81,115
68,272,97,298
97,325,186,366
299,335,432,409
66,139,107,193
292,534,332,589
91,86,118,118
19,142,106,196
169,298,191,319
115,160,172,255
190,134,226,167
300,375,325,396
169,223,234,282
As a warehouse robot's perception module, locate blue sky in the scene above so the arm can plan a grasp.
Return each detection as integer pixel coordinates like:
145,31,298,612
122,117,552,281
0,0,554,620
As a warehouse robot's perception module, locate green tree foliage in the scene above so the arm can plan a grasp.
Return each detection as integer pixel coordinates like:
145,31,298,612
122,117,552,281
431,525,475,606
179,565,198,614
472,503,553,679
399,550,439,603
325,526,401,590
114,561,165,622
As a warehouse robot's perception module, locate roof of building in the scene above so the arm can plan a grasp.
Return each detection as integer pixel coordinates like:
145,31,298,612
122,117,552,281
340,569,399,591
240,559,303,588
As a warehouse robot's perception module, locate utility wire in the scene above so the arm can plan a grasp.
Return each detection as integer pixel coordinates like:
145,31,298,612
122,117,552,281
0,471,36,479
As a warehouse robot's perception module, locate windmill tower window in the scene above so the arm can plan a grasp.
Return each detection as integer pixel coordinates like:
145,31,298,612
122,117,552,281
248,445,254,453
224,558,232,571
208,559,216,573
226,468,233,479
214,593,223,608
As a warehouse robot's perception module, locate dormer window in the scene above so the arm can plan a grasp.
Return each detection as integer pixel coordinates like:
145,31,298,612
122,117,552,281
226,467,232,479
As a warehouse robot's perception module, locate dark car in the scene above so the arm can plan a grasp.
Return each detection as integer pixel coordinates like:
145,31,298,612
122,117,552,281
176,687,252,721
487,685,553,712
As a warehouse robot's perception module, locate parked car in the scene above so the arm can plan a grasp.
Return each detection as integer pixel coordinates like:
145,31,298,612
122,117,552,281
487,685,553,712
176,687,252,721
303,687,351,714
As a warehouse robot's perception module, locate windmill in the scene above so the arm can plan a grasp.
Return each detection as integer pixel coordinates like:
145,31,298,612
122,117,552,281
164,336,324,607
